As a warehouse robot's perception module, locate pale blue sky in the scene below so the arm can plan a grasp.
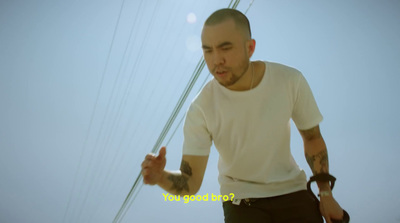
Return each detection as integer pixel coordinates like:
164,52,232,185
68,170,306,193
1,0,399,222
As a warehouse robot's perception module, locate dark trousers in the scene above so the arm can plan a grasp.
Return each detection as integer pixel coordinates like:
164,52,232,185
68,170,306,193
222,190,323,223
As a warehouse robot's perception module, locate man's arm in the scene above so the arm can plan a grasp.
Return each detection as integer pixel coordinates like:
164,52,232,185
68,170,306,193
141,147,209,195
299,125,344,223
299,125,330,191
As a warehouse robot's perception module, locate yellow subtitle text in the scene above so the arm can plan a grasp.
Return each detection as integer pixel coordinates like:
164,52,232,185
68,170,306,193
162,193,235,203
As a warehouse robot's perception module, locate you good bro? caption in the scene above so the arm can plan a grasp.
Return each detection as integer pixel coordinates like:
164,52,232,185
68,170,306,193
163,193,235,203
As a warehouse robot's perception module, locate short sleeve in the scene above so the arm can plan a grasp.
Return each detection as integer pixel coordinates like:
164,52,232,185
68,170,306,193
182,103,212,156
292,74,323,130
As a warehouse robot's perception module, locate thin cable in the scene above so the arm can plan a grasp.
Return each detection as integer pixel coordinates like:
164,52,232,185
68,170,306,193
74,0,150,220
165,73,212,147
112,58,206,223
115,60,207,223
113,58,205,223
227,0,235,8
233,0,240,9
88,0,185,220
85,1,147,221
244,0,254,14
90,5,189,219
62,0,126,222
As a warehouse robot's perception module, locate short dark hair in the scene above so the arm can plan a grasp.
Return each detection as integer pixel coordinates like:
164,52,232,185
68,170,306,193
204,8,251,38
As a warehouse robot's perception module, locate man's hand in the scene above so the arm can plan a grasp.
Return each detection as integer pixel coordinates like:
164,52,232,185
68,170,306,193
319,195,344,223
141,147,167,185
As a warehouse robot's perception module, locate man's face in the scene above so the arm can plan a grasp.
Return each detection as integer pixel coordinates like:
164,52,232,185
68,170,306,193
201,19,253,90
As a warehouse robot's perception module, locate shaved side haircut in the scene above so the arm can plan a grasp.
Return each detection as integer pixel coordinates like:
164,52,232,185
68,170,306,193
204,8,252,39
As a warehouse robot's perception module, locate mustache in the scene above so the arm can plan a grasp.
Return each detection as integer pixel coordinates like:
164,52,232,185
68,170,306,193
212,66,230,73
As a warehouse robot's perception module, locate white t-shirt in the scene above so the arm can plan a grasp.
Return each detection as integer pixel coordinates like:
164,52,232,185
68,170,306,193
182,61,323,199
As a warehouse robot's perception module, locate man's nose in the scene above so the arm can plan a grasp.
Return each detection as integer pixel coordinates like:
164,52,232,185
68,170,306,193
212,51,225,66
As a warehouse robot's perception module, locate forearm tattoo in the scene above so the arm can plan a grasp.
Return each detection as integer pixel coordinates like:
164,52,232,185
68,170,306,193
167,160,193,193
180,160,193,176
167,174,189,193
306,150,329,175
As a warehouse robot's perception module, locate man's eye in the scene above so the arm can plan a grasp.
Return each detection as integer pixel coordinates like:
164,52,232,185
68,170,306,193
222,47,232,51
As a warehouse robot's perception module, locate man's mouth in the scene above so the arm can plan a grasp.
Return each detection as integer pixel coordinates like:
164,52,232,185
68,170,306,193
216,71,227,77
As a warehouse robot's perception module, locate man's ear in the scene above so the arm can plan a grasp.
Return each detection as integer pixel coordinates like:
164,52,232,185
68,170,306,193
247,39,256,58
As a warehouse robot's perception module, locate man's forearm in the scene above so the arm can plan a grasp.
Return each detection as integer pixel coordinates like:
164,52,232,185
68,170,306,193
305,139,329,175
304,137,331,191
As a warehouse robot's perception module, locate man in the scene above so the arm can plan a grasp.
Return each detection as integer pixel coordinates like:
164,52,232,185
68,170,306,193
141,8,344,223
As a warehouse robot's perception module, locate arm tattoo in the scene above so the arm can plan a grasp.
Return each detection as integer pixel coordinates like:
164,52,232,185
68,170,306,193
180,160,192,176
167,160,193,193
306,154,315,172
167,174,189,193
301,126,322,141
306,150,329,175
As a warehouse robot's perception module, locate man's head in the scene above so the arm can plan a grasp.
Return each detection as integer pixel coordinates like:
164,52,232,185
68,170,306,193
201,9,255,90
204,8,252,40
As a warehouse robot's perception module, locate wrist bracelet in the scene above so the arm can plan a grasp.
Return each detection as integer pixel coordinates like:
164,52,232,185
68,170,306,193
318,191,331,197
309,173,336,190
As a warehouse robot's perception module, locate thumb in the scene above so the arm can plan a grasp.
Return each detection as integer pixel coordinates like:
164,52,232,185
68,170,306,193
157,146,166,160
